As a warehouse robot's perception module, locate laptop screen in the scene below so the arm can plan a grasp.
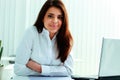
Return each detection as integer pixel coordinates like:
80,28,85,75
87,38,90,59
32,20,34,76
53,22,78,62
98,38,120,77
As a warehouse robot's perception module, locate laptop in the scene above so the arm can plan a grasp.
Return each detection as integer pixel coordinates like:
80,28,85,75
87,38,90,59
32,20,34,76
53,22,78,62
98,37,120,78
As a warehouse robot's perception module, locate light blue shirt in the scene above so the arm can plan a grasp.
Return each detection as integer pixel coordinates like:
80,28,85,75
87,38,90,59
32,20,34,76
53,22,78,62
14,26,73,76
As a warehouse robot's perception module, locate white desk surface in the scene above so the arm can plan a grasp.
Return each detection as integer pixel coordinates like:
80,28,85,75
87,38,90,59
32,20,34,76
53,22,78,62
11,75,73,80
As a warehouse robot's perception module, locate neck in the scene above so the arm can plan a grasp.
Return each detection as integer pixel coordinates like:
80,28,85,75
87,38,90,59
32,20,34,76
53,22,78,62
50,33,55,40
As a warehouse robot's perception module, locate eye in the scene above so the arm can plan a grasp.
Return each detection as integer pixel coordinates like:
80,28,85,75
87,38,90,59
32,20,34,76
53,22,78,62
48,15,54,18
58,15,63,20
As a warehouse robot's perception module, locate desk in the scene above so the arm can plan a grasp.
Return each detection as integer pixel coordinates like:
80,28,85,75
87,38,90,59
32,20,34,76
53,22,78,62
11,75,74,80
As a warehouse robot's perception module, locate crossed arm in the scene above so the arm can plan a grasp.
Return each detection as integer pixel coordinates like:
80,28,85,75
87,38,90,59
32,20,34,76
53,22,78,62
26,59,42,73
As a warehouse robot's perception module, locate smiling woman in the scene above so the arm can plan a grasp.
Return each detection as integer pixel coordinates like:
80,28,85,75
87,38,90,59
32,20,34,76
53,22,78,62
14,0,73,77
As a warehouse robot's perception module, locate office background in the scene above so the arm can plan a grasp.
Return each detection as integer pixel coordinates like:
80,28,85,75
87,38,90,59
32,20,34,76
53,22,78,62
0,0,120,78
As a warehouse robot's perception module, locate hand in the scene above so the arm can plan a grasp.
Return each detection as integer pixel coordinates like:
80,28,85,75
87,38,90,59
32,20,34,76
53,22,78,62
26,59,42,73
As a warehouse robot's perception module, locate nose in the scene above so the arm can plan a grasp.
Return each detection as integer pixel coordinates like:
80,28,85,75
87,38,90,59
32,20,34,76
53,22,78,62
53,17,58,23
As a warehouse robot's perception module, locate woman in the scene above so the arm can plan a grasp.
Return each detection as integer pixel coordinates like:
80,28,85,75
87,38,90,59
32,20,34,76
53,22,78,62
14,0,73,77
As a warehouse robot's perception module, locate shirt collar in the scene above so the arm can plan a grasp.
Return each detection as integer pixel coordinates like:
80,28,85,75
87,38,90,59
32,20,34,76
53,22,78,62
41,28,57,41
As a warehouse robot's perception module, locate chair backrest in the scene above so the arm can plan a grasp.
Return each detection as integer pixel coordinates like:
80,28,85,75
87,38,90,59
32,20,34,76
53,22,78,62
98,38,120,77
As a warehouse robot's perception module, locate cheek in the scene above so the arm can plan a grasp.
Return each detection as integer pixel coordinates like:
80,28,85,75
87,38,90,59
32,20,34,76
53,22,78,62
59,21,62,26
43,17,49,24
44,20,49,27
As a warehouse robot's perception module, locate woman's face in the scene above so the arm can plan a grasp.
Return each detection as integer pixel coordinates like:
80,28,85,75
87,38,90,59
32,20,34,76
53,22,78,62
43,7,63,35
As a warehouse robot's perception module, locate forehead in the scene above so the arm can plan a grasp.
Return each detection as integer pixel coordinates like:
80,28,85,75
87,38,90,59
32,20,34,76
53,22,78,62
46,7,62,15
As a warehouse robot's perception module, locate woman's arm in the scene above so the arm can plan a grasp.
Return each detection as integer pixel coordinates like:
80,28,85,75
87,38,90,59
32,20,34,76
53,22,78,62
25,54,73,76
26,59,42,73
41,54,73,76
14,27,41,76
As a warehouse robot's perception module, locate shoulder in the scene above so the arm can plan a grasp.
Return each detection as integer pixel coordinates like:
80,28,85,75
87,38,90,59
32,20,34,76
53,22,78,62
24,26,38,36
23,26,38,39
25,26,37,34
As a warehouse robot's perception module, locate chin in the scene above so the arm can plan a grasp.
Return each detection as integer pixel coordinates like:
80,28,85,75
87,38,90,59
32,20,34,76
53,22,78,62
51,30,58,34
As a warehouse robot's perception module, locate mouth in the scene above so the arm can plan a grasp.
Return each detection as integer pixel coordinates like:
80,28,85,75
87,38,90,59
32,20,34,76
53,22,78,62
50,25,57,28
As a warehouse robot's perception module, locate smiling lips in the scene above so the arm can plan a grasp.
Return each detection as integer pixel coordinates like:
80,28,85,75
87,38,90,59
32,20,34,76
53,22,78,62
50,25,57,28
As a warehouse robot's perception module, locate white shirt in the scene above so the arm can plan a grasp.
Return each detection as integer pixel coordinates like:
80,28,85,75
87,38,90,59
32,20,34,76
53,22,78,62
14,26,73,76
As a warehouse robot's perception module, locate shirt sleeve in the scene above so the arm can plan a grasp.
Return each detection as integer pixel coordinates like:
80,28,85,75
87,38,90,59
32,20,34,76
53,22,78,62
14,27,40,76
41,54,74,77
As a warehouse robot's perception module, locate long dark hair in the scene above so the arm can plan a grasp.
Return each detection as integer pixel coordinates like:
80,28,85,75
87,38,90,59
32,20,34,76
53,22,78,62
34,0,73,63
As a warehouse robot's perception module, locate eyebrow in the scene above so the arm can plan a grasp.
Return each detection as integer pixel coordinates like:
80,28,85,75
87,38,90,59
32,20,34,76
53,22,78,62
48,13,54,15
47,13,62,16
